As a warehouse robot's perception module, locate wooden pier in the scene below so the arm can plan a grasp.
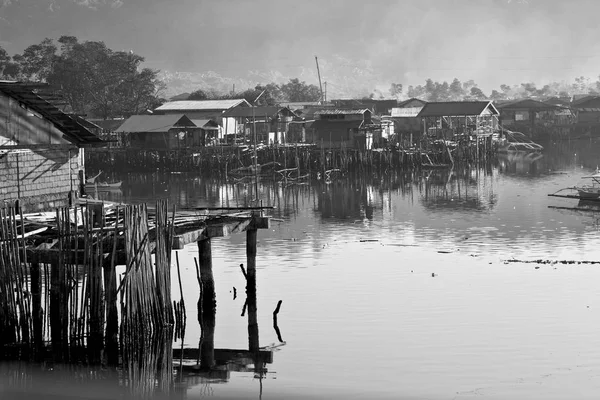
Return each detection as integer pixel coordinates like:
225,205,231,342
0,199,272,396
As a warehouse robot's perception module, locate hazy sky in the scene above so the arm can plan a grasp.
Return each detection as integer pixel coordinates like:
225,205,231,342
1,0,600,95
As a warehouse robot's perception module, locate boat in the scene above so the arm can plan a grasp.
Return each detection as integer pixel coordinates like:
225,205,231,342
86,170,103,184
497,130,544,153
576,171,600,199
85,181,123,190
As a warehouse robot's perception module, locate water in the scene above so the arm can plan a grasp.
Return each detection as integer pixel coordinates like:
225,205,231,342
69,140,600,398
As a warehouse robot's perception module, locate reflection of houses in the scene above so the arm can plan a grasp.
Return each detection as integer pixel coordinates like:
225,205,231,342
0,81,105,211
116,114,219,148
420,170,497,212
221,106,298,144
495,98,572,137
418,101,499,139
306,108,381,149
153,99,251,139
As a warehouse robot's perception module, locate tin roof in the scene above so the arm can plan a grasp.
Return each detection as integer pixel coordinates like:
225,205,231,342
190,119,220,130
571,96,600,108
117,114,196,133
315,108,370,115
0,81,105,147
495,99,563,111
222,106,298,118
397,98,427,108
154,99,251,112
417,101,498,117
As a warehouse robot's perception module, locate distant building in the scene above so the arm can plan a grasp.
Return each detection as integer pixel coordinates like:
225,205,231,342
389,98,427,145
396,98,427,109
0,81,105,211
153,99,251,139
495,98,572,137
417,101,499,139
116,114,220,148
306,108,381,149
570,96,600,125
222,106,298,144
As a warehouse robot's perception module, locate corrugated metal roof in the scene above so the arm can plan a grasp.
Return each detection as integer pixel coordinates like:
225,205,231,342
222,106,298,118
397,98,427,108
391,107,422,117
315,108,370,115
154,99,250,111
418,101,498,117
191,119,220,130
117,114,196,133
0,81,105,147
278,101,320,109
495,98,562,110
572,96,600,108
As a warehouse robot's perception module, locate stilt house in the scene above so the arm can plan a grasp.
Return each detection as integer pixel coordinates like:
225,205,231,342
0,81,105,211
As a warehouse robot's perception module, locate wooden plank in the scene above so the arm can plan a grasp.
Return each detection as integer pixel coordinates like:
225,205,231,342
171,217,270,249
173,348,273,364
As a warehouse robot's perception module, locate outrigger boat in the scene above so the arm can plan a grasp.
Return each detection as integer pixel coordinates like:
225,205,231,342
548,168,600,201
575,170,600,199
85,181,123,190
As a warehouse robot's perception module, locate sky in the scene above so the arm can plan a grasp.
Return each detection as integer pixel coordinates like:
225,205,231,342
1,0,600,97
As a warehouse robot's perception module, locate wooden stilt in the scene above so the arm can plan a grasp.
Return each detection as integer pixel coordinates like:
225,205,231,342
30,262,43,359
197,238,215,369
246,229,259,353
49,261,63,362
103,258,118,366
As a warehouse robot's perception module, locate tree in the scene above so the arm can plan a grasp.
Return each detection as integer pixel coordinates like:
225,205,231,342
489,90,506,100
16,38,57,81
407,85,426,99
47,37,164,118
449,78,465,100
188,89,208,100
469,87,487,100
389,83,403,98
280,78,321,102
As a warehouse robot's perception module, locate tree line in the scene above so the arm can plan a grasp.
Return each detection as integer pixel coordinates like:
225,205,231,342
187,78,322,105
0,36,165,119
387,76,600,102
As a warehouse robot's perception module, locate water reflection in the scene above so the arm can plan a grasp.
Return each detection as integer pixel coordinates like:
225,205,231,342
89,139,600,259
420,167,498,212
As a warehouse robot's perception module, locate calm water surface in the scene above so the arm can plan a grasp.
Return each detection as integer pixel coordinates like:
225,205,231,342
95,139,600,399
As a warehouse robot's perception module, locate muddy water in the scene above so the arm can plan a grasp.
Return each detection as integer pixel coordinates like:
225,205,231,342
95,139,600,398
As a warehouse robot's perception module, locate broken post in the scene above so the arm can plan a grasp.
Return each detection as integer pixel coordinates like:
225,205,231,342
246,228,259,353
197,238,215,369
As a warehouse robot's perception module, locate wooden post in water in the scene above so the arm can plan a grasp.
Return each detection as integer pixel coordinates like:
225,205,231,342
246,228,259,353
30,262,43,359
197,238,215,369
49,261,63,362
103,258,119,365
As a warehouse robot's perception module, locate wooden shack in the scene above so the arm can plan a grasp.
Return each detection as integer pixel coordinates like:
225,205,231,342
0,81,105,211
417,101,499,140
116,114,208,149
221,106,298,144
153,99,251,139
306,108,381,149
495,98,571,137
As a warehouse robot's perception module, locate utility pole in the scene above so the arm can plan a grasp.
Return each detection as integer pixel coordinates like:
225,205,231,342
315,56,324,104
252,90,266,203
324,82,327,103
